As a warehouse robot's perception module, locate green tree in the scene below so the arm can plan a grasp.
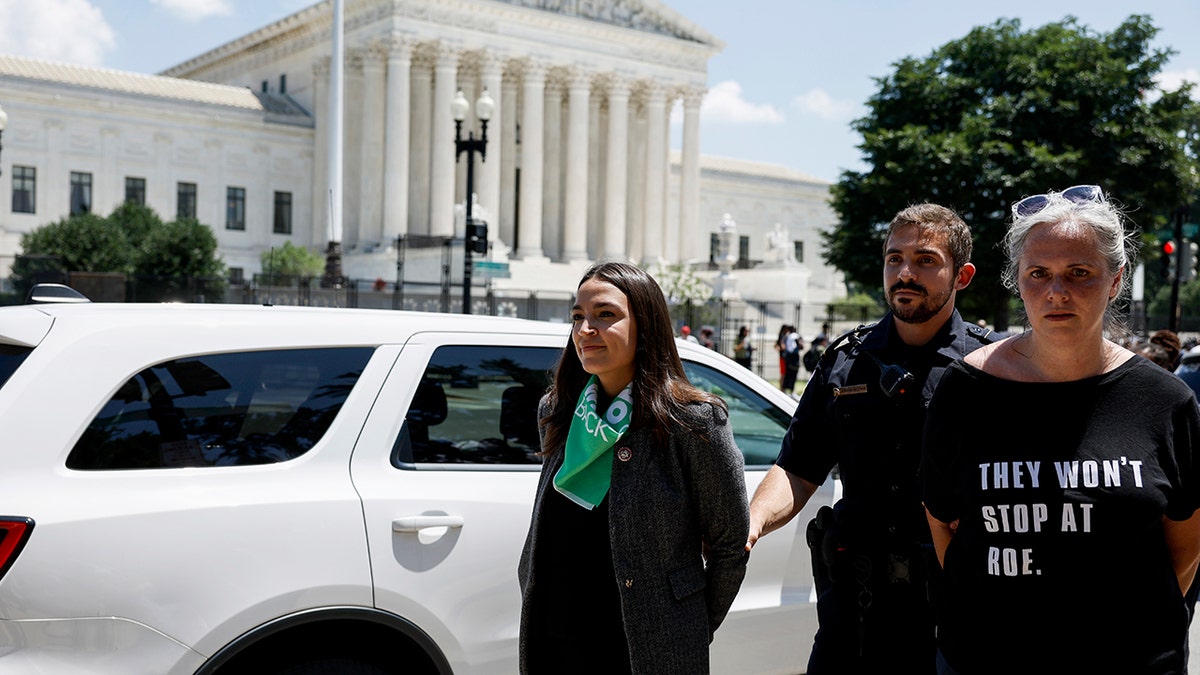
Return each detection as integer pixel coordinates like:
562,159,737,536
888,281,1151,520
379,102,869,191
135,218,225,278
827,292,885,326
108,201,164,244
826,15,1200,331
16,213,135,274
260,241,325,282
132,218,228,301
12,206,229,302
12,214,134,298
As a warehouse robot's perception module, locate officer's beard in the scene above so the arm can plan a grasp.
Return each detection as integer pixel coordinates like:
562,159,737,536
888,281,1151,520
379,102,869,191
887,280,953,325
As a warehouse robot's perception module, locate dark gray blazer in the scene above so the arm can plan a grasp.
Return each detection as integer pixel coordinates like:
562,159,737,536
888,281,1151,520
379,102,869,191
518,398,750,674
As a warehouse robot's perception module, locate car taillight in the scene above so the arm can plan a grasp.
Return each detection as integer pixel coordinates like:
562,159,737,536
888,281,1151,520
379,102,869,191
0,518,34,581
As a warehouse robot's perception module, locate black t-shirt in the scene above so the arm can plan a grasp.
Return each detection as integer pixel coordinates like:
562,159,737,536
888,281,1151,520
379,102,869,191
529,487,630,671
922,356,1200,674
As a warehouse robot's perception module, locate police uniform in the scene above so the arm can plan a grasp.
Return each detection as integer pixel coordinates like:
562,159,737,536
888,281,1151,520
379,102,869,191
775,309,993,675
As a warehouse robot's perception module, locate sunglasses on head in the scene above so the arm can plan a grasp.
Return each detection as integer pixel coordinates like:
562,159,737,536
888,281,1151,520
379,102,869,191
1011,184,1104,218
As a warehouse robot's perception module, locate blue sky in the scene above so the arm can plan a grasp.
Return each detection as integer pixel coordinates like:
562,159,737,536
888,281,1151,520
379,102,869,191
0,0,1196,184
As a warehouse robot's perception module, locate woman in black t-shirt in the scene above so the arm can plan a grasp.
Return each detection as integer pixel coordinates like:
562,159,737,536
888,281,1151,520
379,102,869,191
922,186,1200,674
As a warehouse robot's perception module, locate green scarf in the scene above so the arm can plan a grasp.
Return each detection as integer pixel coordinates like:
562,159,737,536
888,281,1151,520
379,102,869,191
553,375,633,510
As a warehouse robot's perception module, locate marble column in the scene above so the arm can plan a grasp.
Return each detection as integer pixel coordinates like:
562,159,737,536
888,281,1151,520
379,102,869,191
641,84,668,266
587,90,603,256
562,69,590,262
337,49,365,247
478,53,503,250
542,77,563,259
358,45,386,246
680,87,703,263
311,57,330,246
382,34,412,242
603,77,629,259
515,59,548,261
627,102,646,264
409,60,432,234
499,73,519,248
429,44,459,237
657,97,673,261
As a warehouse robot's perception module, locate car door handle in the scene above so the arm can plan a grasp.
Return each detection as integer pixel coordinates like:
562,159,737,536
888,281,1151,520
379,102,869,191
392,515,464,533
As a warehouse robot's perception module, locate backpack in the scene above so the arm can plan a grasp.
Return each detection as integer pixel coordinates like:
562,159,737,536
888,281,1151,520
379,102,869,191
802,346,822,372
781,346,797,368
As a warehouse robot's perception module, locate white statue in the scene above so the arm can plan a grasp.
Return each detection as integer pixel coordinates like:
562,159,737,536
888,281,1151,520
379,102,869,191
766,223,792,263
454,193,491,231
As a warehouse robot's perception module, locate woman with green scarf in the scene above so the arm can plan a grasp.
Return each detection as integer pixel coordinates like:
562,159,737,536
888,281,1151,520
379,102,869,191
518,260,750,674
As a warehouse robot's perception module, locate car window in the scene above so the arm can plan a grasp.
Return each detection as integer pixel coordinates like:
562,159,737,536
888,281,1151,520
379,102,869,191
682,360,790,467
68,347,374,470
0,345,33,389
394,345,560,467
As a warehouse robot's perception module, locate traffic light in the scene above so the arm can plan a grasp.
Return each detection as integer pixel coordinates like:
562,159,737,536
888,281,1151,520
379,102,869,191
466,220,488,254
1164,240,1178,281
1187,241,1200,283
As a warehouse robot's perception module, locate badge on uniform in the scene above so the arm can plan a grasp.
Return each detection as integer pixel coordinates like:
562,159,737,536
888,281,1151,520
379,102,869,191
832,384,869,397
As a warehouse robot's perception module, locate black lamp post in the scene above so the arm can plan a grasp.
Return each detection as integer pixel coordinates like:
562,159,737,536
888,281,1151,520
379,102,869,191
0,103,8,178
452,88,493,314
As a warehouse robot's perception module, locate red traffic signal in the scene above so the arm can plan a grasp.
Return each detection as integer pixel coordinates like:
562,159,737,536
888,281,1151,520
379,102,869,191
1164,240,1178,255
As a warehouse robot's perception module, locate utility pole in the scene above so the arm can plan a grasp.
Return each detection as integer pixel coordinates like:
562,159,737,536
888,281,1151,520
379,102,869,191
1170,205,1187,333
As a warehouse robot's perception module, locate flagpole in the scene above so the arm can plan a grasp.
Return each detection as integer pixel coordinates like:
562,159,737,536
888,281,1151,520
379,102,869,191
321,0,345,289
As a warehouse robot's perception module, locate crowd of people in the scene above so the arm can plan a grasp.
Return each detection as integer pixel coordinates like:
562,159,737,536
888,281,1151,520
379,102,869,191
517,186,1200,675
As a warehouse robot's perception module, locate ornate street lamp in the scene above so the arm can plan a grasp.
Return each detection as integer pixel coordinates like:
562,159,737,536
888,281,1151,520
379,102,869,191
452,87,493,314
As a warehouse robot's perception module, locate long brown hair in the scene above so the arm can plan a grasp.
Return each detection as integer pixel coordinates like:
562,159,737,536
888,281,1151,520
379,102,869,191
540,260,725,454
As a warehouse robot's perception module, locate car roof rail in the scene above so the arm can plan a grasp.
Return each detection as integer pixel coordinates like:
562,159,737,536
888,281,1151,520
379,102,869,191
27,283,92,304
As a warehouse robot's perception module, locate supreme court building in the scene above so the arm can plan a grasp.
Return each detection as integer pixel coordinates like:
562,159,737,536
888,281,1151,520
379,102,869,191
0,0,844,315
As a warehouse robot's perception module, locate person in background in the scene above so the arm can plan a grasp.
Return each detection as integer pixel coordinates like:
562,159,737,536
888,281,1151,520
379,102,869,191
1151,328,1183,371
518,260,750,674
922,185,1200,674
802,333,829,377
780,325,803,396
1133,340,1174,370
1177,345,1200,399
680,325,699,344
747,203,991,674
699,326,717,351
733,325,754,369
774,324,792,383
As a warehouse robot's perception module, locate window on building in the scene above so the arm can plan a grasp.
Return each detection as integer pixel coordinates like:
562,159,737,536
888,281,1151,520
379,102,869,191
11,166,35,214
709,233,719,265
125,177,146,206
794,241,804,264
273,191,292,234
279,74,287,94
69,171,92,216
737,235,750,269
226,187,246,231
177,182,197,220
229,267,245,285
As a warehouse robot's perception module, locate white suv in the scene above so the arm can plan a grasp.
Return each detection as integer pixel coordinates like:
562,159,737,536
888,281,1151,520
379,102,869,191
0,293,831,674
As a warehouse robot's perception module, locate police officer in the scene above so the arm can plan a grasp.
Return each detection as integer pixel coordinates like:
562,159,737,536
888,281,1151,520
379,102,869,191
746,203,992,674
